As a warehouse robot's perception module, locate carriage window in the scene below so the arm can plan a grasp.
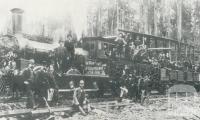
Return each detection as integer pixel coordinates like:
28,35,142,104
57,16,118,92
157,39,164,48
186,46,190,57
191,47,194,61
195,56,198,62
164,40,169,48
90,43,95,50
135,35,142,46
150,38,156,48
170,42,176,61
180,44,186,58
98,42,102,50
142,36,147,45
170,42,176,50
103,43,108,50
84,43,90,50
145,37,150,47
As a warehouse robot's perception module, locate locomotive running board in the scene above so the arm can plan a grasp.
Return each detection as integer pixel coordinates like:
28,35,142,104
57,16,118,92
58,89,99,92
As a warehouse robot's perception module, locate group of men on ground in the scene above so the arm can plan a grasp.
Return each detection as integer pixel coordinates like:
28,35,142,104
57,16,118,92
22,61,59,109
22,60,90,115
110,64,151,104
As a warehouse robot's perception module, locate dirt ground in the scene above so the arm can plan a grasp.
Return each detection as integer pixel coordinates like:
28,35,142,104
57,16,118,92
0,97,200,120
57,98,200,120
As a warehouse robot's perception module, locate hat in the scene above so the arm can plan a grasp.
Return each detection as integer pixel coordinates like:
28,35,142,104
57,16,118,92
59,39,64,43
24,81,29,85
29,59,35,64
80,80,84,84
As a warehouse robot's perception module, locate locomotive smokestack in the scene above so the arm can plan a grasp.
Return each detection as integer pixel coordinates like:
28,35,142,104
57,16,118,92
10,8,24,34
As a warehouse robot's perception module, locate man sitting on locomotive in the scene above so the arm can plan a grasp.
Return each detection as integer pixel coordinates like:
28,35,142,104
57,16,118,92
73,80,91,116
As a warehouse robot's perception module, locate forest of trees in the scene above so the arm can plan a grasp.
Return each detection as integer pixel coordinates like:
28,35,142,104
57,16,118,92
86,0,200,47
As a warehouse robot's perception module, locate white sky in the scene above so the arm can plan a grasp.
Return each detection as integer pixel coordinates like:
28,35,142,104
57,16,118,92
0,0,90,39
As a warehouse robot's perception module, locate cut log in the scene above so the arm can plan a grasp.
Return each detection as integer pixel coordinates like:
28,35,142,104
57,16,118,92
31,106,72,115
0,109,32,117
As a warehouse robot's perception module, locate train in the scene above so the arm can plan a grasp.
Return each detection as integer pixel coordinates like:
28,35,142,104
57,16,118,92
1,29,200,97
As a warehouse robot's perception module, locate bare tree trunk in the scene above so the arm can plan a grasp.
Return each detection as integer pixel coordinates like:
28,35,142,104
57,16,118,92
177,0,182,61
177,0,182,42
99,0,102,36
116,0,119,34
144,0,149,34
154,0,158,36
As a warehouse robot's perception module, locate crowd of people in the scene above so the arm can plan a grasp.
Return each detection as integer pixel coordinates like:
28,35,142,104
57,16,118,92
108,63,152,105
105,32,200,104
0,56,91,116
105,32,197,72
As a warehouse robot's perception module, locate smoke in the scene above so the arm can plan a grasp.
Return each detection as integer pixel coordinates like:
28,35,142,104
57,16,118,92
69,0,89,39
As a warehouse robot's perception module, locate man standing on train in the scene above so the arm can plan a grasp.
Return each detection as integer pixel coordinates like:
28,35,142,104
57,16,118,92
64,34,75,66
73,80,90,116
115,33,127,59
54,39,68,73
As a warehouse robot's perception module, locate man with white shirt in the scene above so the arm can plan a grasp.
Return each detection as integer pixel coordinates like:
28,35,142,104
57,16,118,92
73,80,90,116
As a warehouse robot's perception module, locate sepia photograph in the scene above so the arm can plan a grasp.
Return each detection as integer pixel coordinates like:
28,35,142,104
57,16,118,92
0,0,200,119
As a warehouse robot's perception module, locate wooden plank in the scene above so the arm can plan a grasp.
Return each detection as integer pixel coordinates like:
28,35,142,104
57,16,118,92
0,106,73,117
148,97,168,101
193,114,200,120
0,109,32,117
31,106,72,115
183,117,189,120
94,103,136,108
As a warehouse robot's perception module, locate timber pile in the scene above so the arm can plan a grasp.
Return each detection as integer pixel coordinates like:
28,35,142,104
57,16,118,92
0,103,26,112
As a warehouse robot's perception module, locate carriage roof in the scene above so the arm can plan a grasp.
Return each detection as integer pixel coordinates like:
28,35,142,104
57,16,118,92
82,36,117,45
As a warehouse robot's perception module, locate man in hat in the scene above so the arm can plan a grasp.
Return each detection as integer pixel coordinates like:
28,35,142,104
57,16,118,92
23,59,35,108
64,34,75,64
54,39,68,73
73,80,90,116
115,33,127,59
